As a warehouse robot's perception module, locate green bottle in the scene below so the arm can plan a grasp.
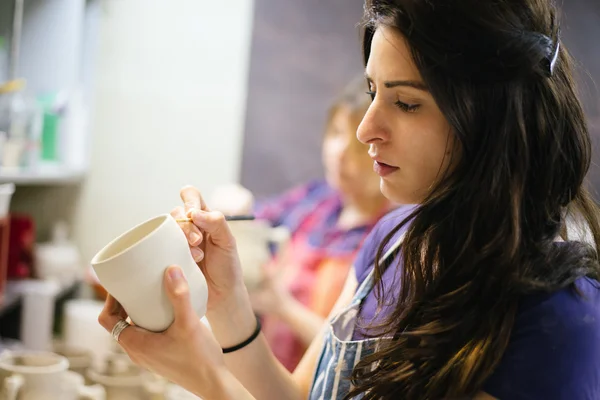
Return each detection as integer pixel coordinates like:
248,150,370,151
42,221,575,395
38,94,59,162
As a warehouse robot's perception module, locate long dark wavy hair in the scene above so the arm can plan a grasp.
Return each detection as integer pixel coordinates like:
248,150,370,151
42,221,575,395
347,0,600,399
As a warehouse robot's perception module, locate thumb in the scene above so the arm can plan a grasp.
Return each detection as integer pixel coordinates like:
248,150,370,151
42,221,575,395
164,266,195,329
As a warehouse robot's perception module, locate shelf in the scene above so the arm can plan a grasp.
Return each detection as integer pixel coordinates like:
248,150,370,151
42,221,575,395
0,166,85,185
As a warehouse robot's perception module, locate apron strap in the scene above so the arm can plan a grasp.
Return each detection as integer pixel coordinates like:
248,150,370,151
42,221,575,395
354,233,405,302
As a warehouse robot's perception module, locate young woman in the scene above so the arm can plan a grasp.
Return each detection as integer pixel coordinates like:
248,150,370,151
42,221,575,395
99,0,600,399
245,77,391,372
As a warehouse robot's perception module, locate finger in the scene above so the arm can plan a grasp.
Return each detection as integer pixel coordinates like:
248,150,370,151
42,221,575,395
103,295,128,319
99,297,150,352
171,206,203,246
99,309,147,349
113,322,148,349
188,209,235,249
114,303,128,320
170,206,186,219
164,266,196,331
180,185,209,215
190,247,204,263
99,295,129,332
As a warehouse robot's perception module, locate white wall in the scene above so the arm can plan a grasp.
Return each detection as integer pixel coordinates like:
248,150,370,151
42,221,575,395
73,0,254,262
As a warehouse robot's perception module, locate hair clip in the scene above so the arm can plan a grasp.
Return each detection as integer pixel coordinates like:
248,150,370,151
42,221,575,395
543,26,561,77
548,41,560,76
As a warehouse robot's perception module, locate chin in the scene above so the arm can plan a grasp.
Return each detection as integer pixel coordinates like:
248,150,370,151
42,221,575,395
379,179,415,205
325,175,341,191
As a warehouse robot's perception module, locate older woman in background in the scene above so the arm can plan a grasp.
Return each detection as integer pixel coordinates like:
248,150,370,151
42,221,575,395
241,77,393,371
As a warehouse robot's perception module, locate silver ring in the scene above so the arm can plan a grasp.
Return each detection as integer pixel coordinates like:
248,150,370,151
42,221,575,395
111,319,130,342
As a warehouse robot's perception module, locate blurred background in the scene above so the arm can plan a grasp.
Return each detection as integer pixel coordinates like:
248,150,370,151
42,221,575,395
0,0,597,399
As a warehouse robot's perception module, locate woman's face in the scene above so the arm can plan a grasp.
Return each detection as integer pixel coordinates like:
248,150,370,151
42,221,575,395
357,26,458,205
323,108,381,200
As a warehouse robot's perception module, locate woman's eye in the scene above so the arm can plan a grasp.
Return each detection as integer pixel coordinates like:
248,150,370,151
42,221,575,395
365,91,420,112
395,101,420,113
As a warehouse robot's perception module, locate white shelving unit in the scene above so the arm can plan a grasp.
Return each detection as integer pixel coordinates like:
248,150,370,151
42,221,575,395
0,0,101,345
0,166,85,185
0,0,101,185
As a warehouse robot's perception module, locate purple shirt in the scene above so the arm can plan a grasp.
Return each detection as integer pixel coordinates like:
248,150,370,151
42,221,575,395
254,180,380,257
353,207,600,399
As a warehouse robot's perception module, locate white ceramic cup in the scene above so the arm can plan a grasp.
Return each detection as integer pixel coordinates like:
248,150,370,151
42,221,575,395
91,214,208,332
229,220,290,290
0,351,105,400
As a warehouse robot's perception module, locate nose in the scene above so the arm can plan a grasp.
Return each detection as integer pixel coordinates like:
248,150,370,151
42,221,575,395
356,102,388,145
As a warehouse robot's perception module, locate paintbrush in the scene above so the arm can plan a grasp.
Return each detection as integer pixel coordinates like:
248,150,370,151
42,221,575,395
175,215,255,223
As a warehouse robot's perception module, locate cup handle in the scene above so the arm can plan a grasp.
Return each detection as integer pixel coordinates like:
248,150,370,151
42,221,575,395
77,384,106,400
2,374,24,400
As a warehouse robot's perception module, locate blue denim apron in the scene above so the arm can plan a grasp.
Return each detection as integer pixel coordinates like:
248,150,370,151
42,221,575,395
309,237,403,400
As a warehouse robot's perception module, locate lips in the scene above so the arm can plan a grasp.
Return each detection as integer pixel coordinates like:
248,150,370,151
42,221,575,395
369,150,399,177
373,160,399,177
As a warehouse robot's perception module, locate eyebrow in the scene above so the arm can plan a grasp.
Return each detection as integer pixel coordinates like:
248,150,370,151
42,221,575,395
365,74,428,91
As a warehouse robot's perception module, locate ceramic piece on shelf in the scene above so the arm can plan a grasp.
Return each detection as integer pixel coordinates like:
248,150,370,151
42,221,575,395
86,355,145,400
0,350,105,400
52,341,94,378
62,299,113,372
229,219,290,291
35,221,82,285
18,279,60,351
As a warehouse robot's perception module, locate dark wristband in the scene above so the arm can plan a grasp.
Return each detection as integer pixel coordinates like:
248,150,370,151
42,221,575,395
222,315,262,354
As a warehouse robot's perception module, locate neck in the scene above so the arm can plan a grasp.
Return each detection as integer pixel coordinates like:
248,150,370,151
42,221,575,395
337,192,388,230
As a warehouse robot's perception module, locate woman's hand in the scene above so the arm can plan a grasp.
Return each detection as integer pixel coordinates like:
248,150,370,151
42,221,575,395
171,186,258,350
250,266,325,347
249,267,294,318
98,266,235,399
171,186,246,313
